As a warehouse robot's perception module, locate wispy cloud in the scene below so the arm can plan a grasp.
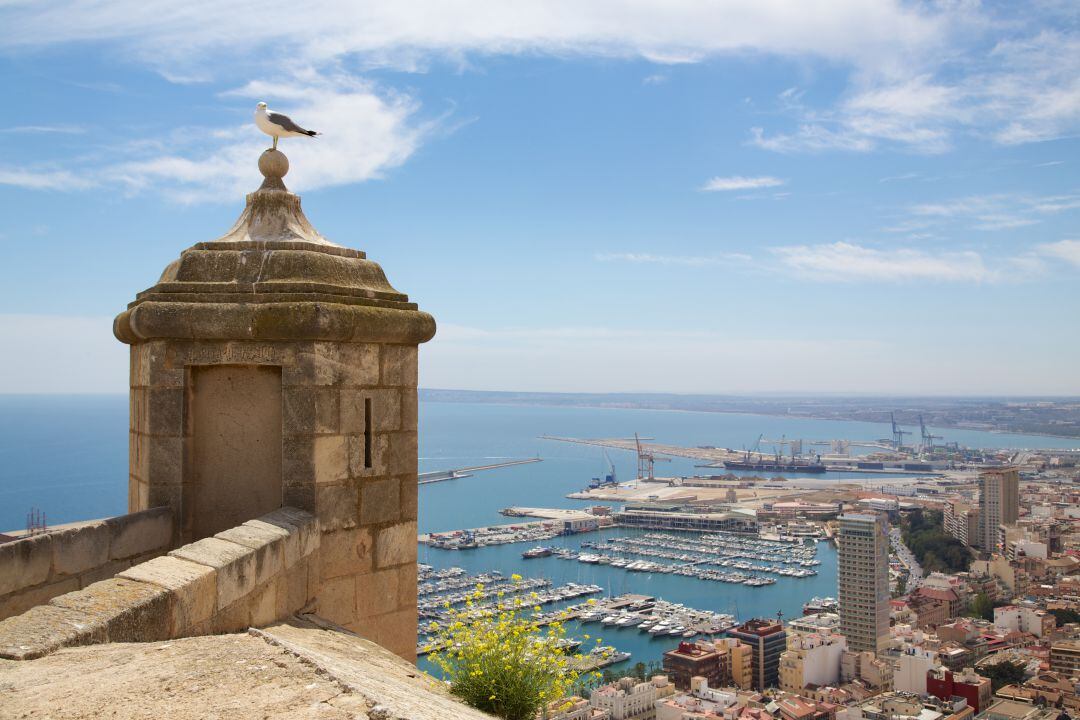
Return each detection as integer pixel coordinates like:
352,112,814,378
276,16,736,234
596,252,752,267
769,241,1003,283
904,192,1080,232
1038,239,1080,268
701,175,785,192
642,73,668,86
0,72,434,203
0,124,85,135
0,167,94,191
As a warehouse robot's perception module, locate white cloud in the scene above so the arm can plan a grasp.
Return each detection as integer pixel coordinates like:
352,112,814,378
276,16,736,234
0,124,85,134
1,72,432,203
596,252,752,266
0,167,94,191
902,192,1080,232
0,1,948,76
1038,239,1080,268
700,175,785,192
769,241,998,283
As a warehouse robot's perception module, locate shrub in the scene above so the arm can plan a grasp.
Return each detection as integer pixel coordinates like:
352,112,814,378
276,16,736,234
424,576,602,720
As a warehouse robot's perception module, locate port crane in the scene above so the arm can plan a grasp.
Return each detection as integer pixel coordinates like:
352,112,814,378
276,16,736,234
891,412,911,451
919,414,942,451
634,432,670,480
760,435,804,458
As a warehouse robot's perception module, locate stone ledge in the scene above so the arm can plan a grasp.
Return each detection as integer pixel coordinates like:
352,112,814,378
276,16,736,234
0,507,174,622
114,302,436,345
0,507,320,660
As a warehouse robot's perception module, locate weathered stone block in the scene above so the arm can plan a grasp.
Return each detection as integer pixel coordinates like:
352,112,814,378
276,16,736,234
146,435,183,486
381,345,417,387
316,482,359,531
283,386,340,435
399,474,418,522
360,477,399,526
317,575,357,625
399,390,418,429
338,343,380,386
375,522,417,569
52,522,110,577
282,485,316,512
106,507,173,560
320,528,371,580
396,563,417,614
0,534,53,596
249,576,284,627
119,555,217,634
78,558,135,588
255,507,319,564
0,604,104,660
285,557,311,612
356,568,399,619
313,435,350,484
387,432,418,476
0,577,79,623
363,607,418,662
214,524,284,588
170,537,255,610
281,434,315,487
49,578,173,643
146,387,184,436
350,433,388,476
210,598,250,634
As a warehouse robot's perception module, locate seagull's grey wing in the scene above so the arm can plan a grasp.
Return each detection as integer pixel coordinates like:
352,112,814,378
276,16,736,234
267,111,311,134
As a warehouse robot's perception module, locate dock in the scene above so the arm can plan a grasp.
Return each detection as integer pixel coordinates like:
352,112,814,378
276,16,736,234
419,457,542,484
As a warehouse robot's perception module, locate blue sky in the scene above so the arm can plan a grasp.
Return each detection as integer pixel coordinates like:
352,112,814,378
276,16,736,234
1,1,1078,394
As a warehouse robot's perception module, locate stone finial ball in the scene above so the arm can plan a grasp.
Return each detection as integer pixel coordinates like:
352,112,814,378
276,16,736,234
258,149,289,179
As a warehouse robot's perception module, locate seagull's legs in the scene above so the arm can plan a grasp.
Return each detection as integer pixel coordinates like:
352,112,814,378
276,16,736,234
272,136,278,150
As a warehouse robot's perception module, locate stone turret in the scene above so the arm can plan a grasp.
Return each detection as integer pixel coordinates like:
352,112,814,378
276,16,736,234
115,149,434,658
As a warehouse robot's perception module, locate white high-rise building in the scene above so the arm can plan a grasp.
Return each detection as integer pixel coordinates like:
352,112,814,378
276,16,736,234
838,513,890,654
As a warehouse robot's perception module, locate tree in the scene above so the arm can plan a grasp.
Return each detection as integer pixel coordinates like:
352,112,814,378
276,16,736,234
968,592,994,621
980,660,1027,691
1049,608,1080,626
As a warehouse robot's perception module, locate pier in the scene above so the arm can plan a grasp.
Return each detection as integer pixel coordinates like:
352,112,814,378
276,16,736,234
418,457,542,484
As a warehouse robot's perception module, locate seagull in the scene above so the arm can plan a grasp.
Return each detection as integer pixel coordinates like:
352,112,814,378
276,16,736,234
254,102,319,149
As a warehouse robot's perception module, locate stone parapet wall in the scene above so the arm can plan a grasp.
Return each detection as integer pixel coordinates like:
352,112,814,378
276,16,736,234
0,507,319,660
0,507,173,621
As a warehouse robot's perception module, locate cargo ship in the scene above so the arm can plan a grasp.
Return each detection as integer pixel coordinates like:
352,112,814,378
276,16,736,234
723,458,827,474
522,546,553,559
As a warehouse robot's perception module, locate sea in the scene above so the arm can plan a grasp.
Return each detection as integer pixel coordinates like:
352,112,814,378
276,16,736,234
1,395,1076,673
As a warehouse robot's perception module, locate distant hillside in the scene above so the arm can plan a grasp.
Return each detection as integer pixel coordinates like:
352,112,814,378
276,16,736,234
418,389,1080,439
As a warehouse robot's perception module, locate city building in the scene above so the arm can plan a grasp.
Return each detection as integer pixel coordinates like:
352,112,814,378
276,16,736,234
979,468,1019,553
943,501,980,548
664,642,726,690
980,699,1060,720
838,513,890,654
1049,639,1080,678
887,647,937,695
778,631,847,694
548,696,613,720
655,677,738,720
727,618,788,691
925,667,992,714
590,676,675,720
994,606,1056,638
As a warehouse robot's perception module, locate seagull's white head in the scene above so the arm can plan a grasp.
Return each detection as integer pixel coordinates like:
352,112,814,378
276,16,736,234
256,102,267,110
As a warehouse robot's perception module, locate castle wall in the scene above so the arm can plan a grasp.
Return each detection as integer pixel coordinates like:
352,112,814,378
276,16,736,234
0,507,173,621
0,506,319,660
